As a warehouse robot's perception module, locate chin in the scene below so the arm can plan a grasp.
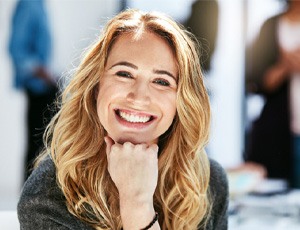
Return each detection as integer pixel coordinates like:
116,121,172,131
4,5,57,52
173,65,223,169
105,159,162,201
114,135,157,145
116,137,144,145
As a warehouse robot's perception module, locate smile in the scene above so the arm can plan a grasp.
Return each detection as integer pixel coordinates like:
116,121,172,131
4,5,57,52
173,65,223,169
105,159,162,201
115,109,154,123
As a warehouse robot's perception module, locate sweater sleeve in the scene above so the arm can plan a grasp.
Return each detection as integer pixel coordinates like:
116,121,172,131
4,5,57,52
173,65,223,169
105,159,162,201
207,159,229,230
17,157,93,230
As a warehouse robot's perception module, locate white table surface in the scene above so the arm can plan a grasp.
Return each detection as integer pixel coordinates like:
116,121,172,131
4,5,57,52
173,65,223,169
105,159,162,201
228,189,300,230
0,210,19,230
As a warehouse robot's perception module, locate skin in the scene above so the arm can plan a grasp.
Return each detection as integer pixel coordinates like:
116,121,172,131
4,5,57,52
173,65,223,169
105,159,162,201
97,31,178,229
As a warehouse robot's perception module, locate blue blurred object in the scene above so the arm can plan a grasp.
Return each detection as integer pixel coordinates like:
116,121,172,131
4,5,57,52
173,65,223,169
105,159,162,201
9,0,52,94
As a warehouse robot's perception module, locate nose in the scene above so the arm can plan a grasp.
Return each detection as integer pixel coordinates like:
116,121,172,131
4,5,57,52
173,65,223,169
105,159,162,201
126,80,150,106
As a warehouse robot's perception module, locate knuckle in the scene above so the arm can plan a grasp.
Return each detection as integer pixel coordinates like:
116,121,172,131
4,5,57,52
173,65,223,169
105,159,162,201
123,142,133,148
110,145,117,151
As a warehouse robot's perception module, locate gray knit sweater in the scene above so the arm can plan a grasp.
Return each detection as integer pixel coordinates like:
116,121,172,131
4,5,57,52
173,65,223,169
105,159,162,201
18,157,228,229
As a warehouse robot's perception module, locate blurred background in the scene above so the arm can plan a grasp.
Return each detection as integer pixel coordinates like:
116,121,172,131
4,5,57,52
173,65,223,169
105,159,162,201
2,0,299,229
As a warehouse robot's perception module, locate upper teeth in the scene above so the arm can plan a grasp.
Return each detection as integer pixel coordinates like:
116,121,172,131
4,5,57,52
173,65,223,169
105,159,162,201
119,111,151,123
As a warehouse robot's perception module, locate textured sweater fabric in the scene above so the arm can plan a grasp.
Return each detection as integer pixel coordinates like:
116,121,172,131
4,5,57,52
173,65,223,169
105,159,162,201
18,157,228,229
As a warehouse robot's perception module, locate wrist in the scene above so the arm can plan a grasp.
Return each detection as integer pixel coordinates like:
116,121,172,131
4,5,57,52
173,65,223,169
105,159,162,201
140,212,158,230
119,191,154,207
120,196,154,215
120,203,157,230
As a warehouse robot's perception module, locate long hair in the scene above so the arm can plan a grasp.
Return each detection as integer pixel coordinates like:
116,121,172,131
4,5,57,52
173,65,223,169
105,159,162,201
42,9,211,230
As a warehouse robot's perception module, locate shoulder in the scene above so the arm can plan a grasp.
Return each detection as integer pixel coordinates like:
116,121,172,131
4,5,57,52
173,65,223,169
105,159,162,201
209,158,228,193
207,158,229,230
209,158,228,208
261,14,282,34
20,156,57,197
18,156,93,229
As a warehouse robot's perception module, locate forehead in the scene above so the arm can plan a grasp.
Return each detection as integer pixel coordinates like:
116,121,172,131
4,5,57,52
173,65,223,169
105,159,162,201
107,31,177,67
111,31,172,52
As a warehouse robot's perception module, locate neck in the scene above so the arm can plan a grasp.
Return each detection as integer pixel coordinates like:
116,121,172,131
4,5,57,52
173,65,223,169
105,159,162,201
285,2,300,21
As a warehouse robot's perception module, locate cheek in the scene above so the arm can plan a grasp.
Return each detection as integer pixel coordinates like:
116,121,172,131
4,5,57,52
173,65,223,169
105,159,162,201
96,98,106,126
163,95,177,124
96,87,110,123
96,83,124,124
167,106,177,125
96,82,115,109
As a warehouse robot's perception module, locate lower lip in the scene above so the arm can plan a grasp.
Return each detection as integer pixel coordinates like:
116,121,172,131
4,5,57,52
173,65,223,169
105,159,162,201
114,112,155,129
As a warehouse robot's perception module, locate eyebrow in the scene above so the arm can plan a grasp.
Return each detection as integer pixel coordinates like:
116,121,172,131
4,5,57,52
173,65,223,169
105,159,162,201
153,69,177,82
109,61,177,82
110,61,138,70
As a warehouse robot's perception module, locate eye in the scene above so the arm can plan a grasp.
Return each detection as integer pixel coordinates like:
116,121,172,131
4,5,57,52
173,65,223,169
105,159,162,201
153,78,170,86
116,71,132,78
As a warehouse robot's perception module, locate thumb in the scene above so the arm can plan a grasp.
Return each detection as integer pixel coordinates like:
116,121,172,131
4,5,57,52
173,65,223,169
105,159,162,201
149,144,159,156
104,136,114,157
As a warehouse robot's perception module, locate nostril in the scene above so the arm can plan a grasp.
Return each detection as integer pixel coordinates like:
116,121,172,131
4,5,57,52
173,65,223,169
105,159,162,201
126,91,150,105
126,92,135,100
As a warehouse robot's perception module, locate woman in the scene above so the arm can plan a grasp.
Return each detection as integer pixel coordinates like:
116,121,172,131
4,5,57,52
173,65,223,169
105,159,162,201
18,9,228,229
245,0,300,187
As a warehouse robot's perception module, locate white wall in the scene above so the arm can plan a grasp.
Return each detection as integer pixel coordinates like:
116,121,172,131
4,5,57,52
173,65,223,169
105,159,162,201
47,0,118,79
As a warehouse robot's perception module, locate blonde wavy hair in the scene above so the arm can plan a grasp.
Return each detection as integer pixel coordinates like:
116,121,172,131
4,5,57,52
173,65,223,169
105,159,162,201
42,9,211,230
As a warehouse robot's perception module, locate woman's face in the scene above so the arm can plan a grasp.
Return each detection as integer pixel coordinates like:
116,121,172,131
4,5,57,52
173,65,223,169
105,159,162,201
97,31,178,145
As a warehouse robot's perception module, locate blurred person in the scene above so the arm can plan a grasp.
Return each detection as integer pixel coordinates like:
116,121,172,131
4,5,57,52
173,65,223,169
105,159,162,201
8,0,58,181
245,0,300,188
17,9,228,229
185,0,219,74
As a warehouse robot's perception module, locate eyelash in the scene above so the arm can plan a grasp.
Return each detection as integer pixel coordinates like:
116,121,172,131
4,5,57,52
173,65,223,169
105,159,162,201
153,78,170,86
115,71,171,87
116,71,132,78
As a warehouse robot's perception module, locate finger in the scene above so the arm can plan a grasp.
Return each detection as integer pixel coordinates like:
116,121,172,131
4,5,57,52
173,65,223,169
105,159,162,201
149,144,159,155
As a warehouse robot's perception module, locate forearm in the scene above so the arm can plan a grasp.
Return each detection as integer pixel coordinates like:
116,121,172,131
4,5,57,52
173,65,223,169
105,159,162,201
263,61,289,92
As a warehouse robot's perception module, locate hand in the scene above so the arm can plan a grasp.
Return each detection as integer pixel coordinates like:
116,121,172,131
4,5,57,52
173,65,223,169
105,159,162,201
104,136,159,205
280,47,300,73
228,161,267,179
34,66,56,86
263,46,300,90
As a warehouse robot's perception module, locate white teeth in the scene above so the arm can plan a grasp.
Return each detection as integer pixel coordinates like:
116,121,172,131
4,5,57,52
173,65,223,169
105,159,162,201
119,111,151,123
